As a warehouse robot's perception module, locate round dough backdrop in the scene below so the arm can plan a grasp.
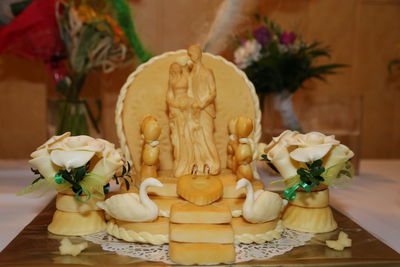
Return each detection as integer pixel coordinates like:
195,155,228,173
115,50,261,174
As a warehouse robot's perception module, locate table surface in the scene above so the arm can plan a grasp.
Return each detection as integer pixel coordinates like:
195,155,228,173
0,159,399,256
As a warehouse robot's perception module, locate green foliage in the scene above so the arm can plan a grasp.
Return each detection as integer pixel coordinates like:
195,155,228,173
260,154,279,173
297,160,325,186
57,163,90,194
113,161,132,191
30,168,44,184
245,41,346,94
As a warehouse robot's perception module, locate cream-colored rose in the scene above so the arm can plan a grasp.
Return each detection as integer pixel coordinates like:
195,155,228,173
28,133,72,178
48,136,105,171
37,132,71,150
324,144,354,169
29,148,59,178
289,132,340,163
264,130,299,153
263,130,300,179
91,139,124,184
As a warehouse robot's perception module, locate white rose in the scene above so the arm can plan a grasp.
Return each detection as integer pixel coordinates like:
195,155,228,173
324,144,354,169
48,135,105,171
234,40,261,69
289,132,340,163
264,130,300,179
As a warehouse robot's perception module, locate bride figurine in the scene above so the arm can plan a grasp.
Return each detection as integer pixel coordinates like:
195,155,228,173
167,45,220,177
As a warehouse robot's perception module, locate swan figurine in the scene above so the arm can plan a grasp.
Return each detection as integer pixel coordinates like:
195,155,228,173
97,178,163,222
236,178,285,223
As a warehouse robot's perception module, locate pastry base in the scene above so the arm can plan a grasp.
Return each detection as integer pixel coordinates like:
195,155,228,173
151,196,184,217
232,218,283,244
169,241,235,265
289,189,329,208
56,193,102,213
107,219,168,245
48,210,106,236
282,205,338,233
113,217,169,235
217,198,244,217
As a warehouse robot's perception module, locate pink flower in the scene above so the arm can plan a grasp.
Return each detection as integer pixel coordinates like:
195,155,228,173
280,31,296,45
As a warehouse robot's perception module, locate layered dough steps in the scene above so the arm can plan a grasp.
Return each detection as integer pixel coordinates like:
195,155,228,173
170,202,231,224
168,201,235,264
169,241,235,265
170,223,234,243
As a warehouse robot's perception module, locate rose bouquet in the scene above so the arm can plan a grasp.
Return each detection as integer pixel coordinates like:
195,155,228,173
261,130,354,233
17,132,130,235
18,132,124,199
233,16,346,131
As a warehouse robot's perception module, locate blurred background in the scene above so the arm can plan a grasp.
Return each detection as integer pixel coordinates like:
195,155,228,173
0,0,399,167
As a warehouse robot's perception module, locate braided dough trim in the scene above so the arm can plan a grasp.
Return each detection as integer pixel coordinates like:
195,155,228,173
106,220,168,245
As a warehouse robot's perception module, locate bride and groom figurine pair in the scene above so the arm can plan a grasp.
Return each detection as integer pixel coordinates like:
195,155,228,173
166,45,220,178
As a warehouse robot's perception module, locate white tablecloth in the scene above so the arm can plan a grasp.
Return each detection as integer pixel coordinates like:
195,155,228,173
0,159,399,253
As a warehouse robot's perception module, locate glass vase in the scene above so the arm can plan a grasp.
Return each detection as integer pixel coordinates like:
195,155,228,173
48,99,101,137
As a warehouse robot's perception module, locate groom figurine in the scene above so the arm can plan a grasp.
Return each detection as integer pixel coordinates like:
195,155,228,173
187,45,220,175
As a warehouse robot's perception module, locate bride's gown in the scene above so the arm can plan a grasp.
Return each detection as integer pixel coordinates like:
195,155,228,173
167,75,196,177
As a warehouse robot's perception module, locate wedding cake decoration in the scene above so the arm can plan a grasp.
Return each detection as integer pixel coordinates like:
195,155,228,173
261,130,354,233
18,45,356,264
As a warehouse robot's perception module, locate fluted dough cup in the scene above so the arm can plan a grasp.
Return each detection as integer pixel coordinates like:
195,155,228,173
282,189,338,233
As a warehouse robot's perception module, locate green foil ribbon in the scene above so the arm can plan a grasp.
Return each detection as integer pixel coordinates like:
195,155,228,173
283,182,313,200
54,173,65,184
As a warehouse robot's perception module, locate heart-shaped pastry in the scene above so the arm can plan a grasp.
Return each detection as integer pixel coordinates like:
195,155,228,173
177,174,223,206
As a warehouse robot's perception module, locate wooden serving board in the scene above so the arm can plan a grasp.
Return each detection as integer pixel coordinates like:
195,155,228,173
0,199,399,267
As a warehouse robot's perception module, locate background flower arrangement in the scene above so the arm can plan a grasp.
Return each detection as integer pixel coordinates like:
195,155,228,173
234,16,346,132
0,0,151,136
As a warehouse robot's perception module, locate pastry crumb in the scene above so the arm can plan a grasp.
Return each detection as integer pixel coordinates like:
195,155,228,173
59,237,88,256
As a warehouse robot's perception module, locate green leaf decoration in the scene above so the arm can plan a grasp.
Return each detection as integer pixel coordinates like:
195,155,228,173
297,160,325,187
124,178,130,191
261,154,269,161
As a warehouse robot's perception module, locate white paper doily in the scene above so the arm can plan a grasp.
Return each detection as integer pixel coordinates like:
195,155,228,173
83,229,314,264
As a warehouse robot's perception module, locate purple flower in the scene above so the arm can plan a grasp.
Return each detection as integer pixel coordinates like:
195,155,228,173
280,31,296,45
253,26,271,46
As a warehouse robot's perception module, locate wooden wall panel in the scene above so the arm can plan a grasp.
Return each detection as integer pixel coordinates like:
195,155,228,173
0,55,48,158
0,0,399,159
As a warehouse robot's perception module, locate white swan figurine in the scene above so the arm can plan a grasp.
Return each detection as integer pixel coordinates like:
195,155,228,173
236,178,285,223
97,178,163,222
